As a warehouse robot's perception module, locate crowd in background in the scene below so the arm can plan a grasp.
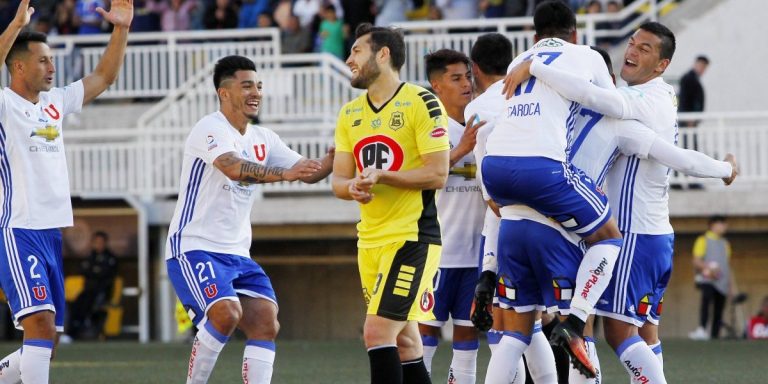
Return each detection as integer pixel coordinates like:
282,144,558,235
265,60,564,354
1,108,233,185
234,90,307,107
0,0,635,58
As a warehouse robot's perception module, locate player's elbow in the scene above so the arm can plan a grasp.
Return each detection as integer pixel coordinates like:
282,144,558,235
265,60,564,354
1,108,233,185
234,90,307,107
221,167,242,182
429,168,448,189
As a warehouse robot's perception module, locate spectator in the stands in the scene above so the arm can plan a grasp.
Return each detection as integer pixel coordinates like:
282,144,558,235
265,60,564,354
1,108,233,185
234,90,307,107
133,0,162,32
374,0,408,27
294,0,321,28
146,0,200,32
585,0,601,14
257,11,275,28
238,0,272,28
272,0,293,29
435,0,478,20
204,0,238,30
340,0,374,49
54,0,80,35
76,0,106,34
280,14,313,54
319,4,345,59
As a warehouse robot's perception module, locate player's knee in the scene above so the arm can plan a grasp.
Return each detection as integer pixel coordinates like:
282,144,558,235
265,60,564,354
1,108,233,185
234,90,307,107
208,302,242,333
262,317,280,340
20,312,56,340
363,324,394,349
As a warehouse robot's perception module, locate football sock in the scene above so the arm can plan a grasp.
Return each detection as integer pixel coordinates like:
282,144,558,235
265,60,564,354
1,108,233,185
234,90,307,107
485,331,530,384
421,335,438,375
616,335,666,384
187,322,229,384
524,322,557,383
570,239,622,322
242,340,275,384
402,357,431,384
20,339,53,384
0,348,21,384
449,340,478,384
368,345,402,384
487,329,503,353
569,337,601,384
648,341,663,370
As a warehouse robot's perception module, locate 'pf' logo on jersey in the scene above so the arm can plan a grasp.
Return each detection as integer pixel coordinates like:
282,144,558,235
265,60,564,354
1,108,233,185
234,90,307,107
353,135,404,172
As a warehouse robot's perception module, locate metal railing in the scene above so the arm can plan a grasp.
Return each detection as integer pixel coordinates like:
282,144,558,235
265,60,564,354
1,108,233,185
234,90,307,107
64,111,768,198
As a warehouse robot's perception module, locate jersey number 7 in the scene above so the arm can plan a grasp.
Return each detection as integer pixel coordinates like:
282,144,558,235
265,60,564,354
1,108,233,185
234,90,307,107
514,52,563,96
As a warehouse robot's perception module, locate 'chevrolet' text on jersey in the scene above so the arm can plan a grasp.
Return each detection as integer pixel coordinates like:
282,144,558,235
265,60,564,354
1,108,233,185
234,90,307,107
437,118,485,268
485,38,613,162
165,111,303,259
335,82,450,248
0,81,84,229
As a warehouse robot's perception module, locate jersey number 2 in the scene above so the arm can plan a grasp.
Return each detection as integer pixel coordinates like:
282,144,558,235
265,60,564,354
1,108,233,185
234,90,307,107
514,52,563,96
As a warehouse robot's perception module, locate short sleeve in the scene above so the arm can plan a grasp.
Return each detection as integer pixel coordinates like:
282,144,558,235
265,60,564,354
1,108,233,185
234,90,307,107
615,119,658,159
693,236,707,259
263,129,303,169
186,118,237,164
413,91,450,155
335,104,352,153
62,80,85,115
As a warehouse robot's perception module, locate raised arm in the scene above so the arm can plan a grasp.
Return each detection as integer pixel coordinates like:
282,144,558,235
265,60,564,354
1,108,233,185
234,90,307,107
356,150,449,191
0,0,33,69
81,0,134,105
213,152,322,184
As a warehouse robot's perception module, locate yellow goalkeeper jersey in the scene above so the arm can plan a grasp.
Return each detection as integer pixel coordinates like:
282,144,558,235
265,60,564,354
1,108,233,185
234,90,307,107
335,82,450,248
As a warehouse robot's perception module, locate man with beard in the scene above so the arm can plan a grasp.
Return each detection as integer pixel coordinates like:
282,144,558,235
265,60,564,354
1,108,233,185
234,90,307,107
332,23,450,384
165,55,333,383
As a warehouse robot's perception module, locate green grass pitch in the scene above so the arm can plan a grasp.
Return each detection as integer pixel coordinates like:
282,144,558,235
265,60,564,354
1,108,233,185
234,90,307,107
1,339,764,383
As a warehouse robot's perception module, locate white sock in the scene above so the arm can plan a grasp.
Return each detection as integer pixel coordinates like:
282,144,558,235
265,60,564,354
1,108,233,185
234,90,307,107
448,340,478,384
487,329,503,354
484,332,530,384
20,340,53,384
616,335,666,384
242,340,276,384
511,358,527,384
524,322,557,383
570,239,622,321
570,337,601,384
0,348,21,384
187,322,229,384
421,335,438,375
648,341,663,371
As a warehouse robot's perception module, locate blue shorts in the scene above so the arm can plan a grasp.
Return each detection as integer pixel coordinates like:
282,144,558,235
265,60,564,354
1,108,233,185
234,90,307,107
596,233,674,327
422,267,478,327
482,156,611,237
496,219,583,313
167,250,276,326
0,228,65,331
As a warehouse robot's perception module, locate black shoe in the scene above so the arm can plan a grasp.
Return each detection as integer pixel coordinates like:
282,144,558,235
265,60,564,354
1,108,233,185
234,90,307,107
549,316,596,378
470,271,496,331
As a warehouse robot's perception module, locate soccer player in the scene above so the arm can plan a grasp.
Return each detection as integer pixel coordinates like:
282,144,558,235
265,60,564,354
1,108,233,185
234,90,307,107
417,48,485,384
165,55,333,384
0,1,132,382
504,23,738,383
332,23,450,384
465,33,560,384
481,1,620,376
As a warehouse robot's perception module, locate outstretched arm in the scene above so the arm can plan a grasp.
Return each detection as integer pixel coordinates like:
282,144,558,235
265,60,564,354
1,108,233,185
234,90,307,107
213,152,322,184
81,0,134,105
647,139,737,184
299,146,335,184
0,0,33,70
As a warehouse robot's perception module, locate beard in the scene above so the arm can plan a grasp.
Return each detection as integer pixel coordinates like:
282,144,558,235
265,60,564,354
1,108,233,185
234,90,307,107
350,56,381,89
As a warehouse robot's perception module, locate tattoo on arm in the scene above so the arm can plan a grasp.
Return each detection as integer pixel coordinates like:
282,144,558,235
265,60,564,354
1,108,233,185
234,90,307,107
239,161,285,183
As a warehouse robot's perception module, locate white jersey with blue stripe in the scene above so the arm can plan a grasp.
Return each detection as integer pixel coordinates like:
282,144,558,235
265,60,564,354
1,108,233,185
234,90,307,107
485,38,613,162
606,78,678,235
437,118,485,268
165,112,302,259
0,82,84,229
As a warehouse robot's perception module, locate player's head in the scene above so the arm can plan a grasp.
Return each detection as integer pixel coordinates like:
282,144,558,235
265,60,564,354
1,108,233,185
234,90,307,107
708,215,728,235
590,46,615,85
470,33,513,78
213,55,262,120
620,21,676,86
693,55,710,76
533,1,577,43
91,231,109,253
346,23,405,89
5,31,55,93
425,49,472,110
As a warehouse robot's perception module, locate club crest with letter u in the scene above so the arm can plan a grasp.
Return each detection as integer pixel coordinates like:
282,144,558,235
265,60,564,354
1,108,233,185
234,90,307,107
204,284,218,299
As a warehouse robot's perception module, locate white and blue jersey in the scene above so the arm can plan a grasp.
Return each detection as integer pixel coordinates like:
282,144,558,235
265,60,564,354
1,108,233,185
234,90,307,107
166,111,302,325
482,38,615,237
0,81,84,330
